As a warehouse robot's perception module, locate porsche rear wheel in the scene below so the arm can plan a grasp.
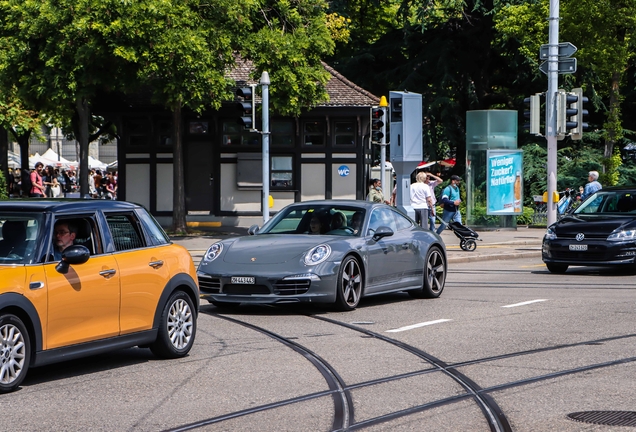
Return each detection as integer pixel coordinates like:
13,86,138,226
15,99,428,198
0,314,31,394
409,246,446,299
335,256,363,311
150,291,196,359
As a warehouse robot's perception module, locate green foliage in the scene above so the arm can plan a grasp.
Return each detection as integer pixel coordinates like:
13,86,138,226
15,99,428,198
517,206,534,226
601,147,622,186
0,170,7,200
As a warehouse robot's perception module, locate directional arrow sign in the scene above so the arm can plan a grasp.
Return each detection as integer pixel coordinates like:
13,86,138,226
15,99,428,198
539,58,577,75
540,42,577,60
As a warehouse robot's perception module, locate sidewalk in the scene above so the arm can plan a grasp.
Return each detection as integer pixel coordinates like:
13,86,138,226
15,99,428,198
171,226,545,265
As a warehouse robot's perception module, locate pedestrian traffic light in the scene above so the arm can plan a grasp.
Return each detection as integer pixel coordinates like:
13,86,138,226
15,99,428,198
370,107,385,143
570,87,588,140
236,86,256,130
523,94,541,135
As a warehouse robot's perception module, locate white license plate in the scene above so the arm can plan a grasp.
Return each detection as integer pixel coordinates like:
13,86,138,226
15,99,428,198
569,244,588,251
231,276,255,284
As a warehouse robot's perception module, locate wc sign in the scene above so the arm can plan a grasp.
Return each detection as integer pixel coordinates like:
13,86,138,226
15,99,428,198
338,165,350,177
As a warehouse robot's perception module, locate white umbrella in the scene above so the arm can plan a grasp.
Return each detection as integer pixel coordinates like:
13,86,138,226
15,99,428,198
88,156,108,170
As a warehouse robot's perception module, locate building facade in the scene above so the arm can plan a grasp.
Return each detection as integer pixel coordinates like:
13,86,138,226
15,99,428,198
96,62,379,225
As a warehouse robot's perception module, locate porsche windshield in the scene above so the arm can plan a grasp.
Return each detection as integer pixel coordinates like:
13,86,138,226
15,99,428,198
260,205,366,236
575,190,636,215
0,214,43,265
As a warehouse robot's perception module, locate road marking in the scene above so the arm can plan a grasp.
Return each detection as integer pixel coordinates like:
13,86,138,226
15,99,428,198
502,299,548,308
386,319,452,333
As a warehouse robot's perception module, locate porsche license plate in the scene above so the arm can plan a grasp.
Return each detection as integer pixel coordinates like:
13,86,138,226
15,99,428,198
231,276,255,284
569,244,588,251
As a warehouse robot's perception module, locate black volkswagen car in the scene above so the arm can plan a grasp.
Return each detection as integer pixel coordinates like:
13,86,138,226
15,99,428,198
542,187,636,273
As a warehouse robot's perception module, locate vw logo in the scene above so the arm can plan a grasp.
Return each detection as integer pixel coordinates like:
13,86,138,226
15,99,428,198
575,233,585,241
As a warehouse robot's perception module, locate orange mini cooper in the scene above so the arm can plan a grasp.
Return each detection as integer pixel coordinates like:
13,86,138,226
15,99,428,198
0,200,199,393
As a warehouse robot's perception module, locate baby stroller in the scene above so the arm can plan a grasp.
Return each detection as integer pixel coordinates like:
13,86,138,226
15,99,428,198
436,213,482,251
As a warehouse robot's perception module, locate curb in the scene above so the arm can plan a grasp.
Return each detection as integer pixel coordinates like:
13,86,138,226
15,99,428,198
447,250,540,264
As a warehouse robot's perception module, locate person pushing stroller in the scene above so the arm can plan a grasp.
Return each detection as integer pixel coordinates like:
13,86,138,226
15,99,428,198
436,175,462,234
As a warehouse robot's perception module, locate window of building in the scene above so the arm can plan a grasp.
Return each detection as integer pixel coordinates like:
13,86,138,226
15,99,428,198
271,121,294,147
334,121,355,146
188,121,209,135
222,121,260,146
157,118,173,146
303,121,325,146
123,117,151,147
271,156,293,188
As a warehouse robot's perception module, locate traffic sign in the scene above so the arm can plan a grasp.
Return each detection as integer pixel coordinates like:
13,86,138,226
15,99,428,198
540,42,577,60
539,58,577,75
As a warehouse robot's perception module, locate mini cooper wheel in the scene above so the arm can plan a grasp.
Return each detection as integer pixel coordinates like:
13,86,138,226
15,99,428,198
409,246,446,299
335,256,363,311
464,239,477,251
150,291,197,359
546,263,569,274
0,314,31,393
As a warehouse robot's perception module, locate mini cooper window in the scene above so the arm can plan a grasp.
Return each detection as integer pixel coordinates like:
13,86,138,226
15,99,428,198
137,209,170,245
0,215,42,264
105,214,147,251
47,217,100,262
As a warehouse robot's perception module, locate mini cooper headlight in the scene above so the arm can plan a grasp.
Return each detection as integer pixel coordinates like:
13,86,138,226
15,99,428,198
303,244,331,265
607,229,636,242
203,243,223,262
544,227,557,241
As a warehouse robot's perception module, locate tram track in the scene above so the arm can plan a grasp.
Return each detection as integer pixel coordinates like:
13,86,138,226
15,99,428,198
166,311,636,432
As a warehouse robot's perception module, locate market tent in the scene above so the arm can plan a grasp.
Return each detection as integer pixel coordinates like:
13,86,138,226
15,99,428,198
38,148,75,169
88,156,108,170
8,151,21,169
107,160,118,170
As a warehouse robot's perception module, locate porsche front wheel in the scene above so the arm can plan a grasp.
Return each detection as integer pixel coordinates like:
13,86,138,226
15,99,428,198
335,256,363,311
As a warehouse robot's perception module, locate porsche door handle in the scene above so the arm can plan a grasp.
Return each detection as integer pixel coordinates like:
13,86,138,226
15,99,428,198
149,260,164,269
99,269,117,278
402,243,410,250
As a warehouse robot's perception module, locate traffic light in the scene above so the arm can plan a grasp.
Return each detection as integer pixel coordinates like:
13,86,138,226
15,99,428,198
236,86,256,130
570,87,588,140
370,107,385,143
523,94,541,135
556,88,588,140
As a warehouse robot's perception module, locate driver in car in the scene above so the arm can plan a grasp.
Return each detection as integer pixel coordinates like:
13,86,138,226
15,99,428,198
52,220,78,261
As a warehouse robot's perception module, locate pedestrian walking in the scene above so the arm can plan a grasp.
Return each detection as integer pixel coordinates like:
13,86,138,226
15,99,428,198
581,171,602,201
436,175,463,234
410,172,433,229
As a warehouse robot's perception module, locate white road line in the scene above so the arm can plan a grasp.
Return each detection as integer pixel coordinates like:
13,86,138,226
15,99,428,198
502,299,548,308
386,319,452,333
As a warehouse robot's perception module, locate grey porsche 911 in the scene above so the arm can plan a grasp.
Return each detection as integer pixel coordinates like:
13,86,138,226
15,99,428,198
197,200,447,311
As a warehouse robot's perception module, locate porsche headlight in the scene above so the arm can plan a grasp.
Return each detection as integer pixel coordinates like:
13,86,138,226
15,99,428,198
607,229,636,242
203,243,223,262
544,227,557,241
303,244,331,265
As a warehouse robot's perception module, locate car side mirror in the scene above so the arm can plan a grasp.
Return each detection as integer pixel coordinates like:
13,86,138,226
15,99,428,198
55,245,90,274
372,226,394,241
247,225,260,235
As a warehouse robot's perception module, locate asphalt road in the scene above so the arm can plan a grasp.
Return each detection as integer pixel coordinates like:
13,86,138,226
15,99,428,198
3,255,635,431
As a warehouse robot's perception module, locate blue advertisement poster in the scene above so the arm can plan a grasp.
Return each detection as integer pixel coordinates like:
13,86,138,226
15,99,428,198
487,150,524,215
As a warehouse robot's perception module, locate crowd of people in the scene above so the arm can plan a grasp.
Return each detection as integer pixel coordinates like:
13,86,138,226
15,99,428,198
367,169,460,232
7,163,118,200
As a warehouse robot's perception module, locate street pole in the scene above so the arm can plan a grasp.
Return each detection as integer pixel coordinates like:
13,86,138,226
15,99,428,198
546,0,559,226
379,97,388,200
260,71,270,224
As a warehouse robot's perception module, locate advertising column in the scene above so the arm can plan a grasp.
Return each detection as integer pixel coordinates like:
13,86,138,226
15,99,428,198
486,150,524,215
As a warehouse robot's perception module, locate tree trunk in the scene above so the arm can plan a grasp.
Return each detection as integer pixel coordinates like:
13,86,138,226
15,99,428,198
604,71,621,162
16,130,31,196
172,102,187,233
76,97,90,197
0,127,8,185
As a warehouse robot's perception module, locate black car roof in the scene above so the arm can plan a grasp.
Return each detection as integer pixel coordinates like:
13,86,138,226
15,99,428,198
0,199,141,213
